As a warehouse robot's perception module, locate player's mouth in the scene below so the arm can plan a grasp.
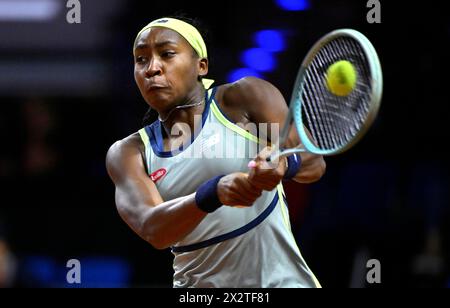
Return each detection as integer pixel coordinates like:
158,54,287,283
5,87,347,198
146,84,168,92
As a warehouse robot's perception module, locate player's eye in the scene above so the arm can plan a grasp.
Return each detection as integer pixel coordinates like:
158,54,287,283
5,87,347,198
161,51,176,58
135,56,147,63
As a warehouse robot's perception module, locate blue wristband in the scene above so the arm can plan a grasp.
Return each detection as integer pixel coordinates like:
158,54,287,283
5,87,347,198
283,153,302,180
195,175,225,213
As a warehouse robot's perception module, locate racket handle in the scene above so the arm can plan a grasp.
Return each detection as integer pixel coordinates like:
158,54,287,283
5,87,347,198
266,148,306,162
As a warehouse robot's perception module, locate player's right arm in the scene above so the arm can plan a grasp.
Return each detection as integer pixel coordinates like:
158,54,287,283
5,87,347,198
106,134,262,249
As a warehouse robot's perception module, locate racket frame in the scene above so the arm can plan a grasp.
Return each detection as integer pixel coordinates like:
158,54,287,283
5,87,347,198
272,29,383,161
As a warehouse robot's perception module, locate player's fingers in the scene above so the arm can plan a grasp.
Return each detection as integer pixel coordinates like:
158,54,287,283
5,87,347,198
256,146,273,161
248,146,273,168
249,156,278,175
238,179,263,200
248,177,277,191
230,174,262,200
226,192,255,206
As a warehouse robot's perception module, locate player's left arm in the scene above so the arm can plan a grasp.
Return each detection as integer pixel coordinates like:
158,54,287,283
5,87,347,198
223,77,326,184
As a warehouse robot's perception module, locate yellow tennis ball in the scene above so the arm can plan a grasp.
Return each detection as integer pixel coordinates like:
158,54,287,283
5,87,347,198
326,60,357,96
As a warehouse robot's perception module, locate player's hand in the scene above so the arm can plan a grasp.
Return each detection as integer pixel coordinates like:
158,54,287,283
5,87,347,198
217,172,263,207
247,147,287,191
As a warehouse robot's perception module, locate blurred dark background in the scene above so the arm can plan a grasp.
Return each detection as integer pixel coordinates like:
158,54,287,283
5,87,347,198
0,0,449,288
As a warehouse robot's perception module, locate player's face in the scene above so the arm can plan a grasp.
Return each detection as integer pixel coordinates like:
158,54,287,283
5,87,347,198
133,28,207,112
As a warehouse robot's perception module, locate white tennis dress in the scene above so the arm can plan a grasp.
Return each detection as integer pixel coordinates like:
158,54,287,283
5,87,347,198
138,87,321,288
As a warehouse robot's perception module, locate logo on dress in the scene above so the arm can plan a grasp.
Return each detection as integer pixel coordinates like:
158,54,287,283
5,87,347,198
150,168,167,183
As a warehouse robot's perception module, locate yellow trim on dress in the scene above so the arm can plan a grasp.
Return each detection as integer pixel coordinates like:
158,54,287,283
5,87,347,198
277,184,292,232
210,100,268,144
138,128,150,159
277,184,322,288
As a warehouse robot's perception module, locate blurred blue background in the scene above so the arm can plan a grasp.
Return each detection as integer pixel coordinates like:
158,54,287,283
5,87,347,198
0,0,449,288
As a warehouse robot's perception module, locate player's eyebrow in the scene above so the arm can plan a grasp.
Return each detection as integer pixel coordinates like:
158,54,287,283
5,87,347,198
135,40,178,50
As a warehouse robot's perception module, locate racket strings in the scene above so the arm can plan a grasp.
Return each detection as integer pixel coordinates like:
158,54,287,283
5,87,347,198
304,64,339,149
307,46,343,149
304,45,350,150
344,39,372,120
322,39,364,146
301,36,373,151
326,40,359,142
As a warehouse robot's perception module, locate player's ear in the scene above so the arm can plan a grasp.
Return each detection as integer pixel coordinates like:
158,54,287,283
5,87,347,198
198,58,208,78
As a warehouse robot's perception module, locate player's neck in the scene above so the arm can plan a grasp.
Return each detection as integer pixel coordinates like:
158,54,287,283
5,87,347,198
160,87,205,139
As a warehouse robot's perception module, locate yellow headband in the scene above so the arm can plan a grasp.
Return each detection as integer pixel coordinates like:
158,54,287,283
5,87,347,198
134,17,214,89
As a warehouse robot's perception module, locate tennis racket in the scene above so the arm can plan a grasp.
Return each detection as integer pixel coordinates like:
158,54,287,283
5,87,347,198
269,29,383,161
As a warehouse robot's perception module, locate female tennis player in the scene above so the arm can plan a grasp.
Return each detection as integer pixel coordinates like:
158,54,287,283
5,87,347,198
106,17,326,288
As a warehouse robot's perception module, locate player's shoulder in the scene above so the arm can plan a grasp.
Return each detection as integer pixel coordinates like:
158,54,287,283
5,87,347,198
106,133,144,173
108,132,142,154
220,77,276,99
220,77,281,104
219,77,284,113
